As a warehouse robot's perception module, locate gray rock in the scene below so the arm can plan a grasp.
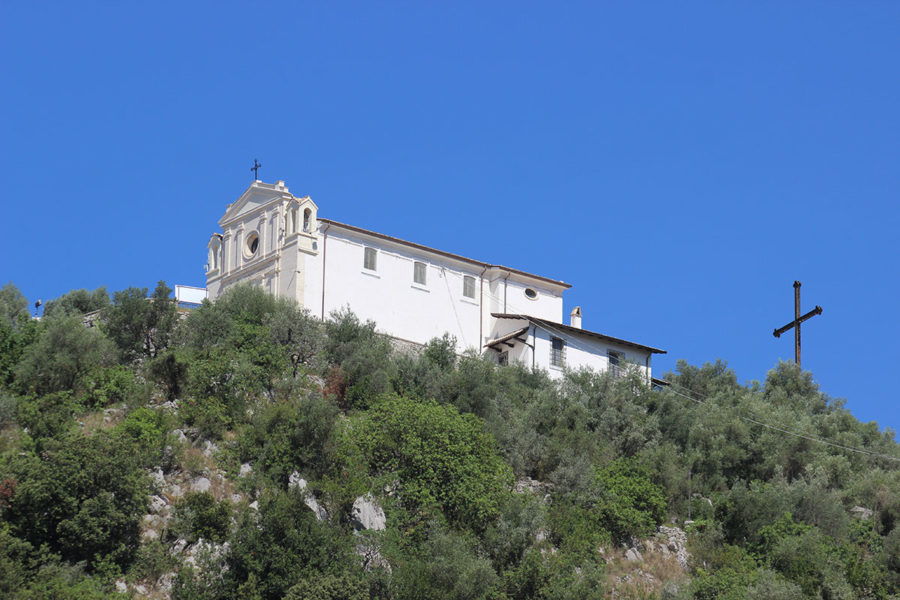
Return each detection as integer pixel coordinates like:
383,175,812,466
851,506,874,520
249,500,259,511
625,547,643,562
625,548,644,562
192,477,212,493
288,471,307,490
149,495,168,514
351,495,386,531
657,526,689,570
149,468,165,490
231,493,243,503
158,572,175,593
305,494,328,521
115,580,128,593
168,483,184,498
288,473,328,520
171,538,188,554
172,429,188,444
141,528,159,541
355,540,391,573
202,440,218,458
239,463,253,477
134,584,147,595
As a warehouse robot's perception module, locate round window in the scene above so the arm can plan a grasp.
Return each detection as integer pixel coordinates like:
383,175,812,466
524,288,538,300
245,233,260,258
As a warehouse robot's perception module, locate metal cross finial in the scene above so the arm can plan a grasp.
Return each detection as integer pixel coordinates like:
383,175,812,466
772,280,823,368
251,159,262,180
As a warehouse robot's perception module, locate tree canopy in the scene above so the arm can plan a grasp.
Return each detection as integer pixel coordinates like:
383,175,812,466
0,280,897,599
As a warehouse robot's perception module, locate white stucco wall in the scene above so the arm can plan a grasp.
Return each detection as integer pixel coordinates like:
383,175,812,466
531,325,652,381
315,227,485,350
487,318,654,381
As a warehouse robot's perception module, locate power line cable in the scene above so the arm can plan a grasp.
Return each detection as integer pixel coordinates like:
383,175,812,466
660,379,900,465
482,286,900,465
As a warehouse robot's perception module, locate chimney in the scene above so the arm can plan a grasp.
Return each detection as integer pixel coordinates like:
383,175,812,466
570,306,582,329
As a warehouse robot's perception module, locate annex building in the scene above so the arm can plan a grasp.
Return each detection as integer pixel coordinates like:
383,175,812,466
204,180,665,380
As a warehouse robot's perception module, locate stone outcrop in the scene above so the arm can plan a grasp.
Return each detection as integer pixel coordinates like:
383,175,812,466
288,472,328,521
350,494,386,531
851,506,874,520
621,525,690,571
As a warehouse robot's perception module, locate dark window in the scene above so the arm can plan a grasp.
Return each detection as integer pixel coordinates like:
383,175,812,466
525,288,538,299
550,337,566,367
245,233,260,258
498,351,509,366
608,351,622,378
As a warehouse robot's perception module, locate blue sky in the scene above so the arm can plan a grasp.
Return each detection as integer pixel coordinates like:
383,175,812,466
1,2,898,431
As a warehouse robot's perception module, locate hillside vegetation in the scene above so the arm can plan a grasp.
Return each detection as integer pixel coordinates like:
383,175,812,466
1,281,898,599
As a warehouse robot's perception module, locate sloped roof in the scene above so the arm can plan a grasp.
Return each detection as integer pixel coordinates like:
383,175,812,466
484,326,531,350
319,218,571,290
492,313,666,354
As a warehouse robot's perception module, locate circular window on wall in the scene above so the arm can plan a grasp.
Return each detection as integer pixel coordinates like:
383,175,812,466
524,288,538,300
244,232,260,258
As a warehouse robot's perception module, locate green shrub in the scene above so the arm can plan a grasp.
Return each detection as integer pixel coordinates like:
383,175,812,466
225,490,353,600
283,572,368,600
350,394,514,529
547,497,609,559
129,538,178,582
4,431,147,570
237,394,338,487
116,406,171,465
172,492,232,543
0,392,17,427
595,458,667,543
391,524,499,600
15,391,78,443
180,396,230,439
323,309,395,410
14,316,115,396
77,365,140,408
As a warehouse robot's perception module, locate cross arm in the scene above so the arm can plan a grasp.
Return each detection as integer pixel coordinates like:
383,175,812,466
773,305,823,338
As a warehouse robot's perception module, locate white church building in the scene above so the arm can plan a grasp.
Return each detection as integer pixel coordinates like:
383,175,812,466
204,179,665,380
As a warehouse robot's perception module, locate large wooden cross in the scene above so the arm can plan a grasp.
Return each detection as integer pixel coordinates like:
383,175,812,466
772,280,822,368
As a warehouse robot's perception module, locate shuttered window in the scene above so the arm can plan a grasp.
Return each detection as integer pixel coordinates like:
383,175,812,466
463,275,476,299
550,337,566,368
414,261,427,285
364,247,377,271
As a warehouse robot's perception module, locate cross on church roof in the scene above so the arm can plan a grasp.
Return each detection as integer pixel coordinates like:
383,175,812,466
251,159,262,180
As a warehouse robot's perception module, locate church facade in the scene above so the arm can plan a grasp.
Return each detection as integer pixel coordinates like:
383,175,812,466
206,180,665,380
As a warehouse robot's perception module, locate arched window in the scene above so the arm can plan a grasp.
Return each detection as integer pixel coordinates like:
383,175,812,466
303,208,311,233
208,237,222,272
291,207,298,235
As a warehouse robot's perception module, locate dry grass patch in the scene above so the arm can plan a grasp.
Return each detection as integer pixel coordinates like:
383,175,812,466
602,545,689,600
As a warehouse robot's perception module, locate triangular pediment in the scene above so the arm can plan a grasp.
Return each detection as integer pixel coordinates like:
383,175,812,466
219,180,313,227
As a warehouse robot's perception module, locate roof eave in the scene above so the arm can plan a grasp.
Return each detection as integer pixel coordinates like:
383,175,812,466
491,313,667,355
319,218,571,290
